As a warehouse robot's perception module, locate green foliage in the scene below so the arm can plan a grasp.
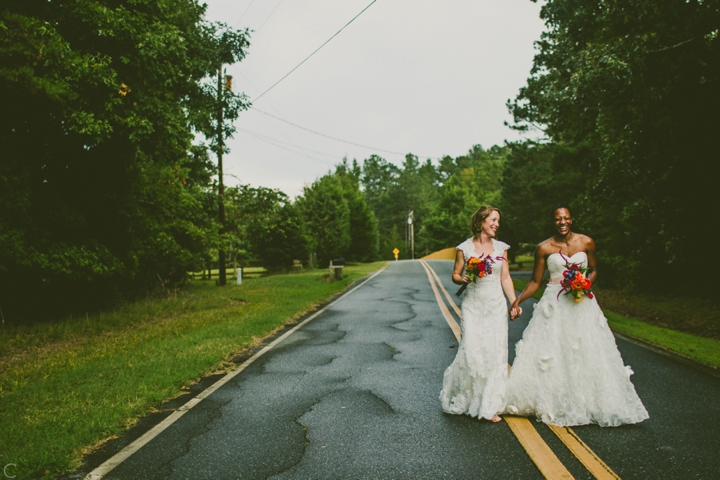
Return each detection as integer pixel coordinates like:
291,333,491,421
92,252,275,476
421,145,508,253
297,160,380,266
334,160,379,262
225,186,308,271
298,175,351,267
506,0,719,291
0,0,250,321
499,141,591,248
359,153,440,258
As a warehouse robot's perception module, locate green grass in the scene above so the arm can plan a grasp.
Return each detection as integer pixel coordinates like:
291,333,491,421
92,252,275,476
605,311,720,368
509,255,534,271
512,278,545,300
512,279,720,369
0,262,386,479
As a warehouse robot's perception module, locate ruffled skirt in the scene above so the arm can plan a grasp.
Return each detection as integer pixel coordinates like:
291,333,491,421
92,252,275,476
440,282,508,420
504,285,649,427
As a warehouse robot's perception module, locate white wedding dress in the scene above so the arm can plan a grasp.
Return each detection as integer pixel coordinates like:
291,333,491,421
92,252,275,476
440,238,510,420
505,252,649,427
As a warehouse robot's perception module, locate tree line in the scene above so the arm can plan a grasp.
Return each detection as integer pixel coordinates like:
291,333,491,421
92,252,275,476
223,145,508,273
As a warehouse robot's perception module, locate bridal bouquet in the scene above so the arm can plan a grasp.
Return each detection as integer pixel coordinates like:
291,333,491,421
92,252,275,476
455,254,505,296
557,252,593,303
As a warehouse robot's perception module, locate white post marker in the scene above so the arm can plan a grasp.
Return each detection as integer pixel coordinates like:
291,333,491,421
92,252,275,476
236,268,242,285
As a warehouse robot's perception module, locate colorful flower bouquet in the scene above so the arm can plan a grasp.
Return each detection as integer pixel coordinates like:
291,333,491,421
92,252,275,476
455,254,506,296
557,251,593,303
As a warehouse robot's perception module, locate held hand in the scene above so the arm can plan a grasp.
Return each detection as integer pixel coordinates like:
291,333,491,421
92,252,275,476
508,299,521,321
462,275,471,284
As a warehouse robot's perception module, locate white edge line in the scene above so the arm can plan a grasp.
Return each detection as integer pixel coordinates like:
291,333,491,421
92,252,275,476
84,266,387,479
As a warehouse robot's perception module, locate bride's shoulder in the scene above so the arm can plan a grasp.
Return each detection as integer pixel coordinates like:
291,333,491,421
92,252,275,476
536,238,558,257
577,233,596,251
456,237,473,250
492,238,510,251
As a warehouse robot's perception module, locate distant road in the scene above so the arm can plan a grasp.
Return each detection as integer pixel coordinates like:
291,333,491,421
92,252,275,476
85,260,720,479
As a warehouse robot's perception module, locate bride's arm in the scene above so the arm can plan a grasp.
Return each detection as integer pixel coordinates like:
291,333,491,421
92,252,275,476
500,250,517,305
585,237,598,285
509,245,547,318
452,249,470,285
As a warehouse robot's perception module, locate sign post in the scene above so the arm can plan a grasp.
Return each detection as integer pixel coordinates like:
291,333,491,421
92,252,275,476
393,248,399,260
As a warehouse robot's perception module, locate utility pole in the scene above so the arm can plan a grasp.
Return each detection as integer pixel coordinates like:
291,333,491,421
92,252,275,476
217,63,227,286
407,210,414,260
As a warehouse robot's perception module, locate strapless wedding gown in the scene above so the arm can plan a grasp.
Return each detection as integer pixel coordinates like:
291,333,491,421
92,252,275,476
505,252,649,426
440,238,510,420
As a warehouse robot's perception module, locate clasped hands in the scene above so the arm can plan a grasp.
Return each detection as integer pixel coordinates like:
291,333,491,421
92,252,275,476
508,301,523,321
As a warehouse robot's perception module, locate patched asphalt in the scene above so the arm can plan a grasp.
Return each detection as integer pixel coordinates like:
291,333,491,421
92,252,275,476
77,260,720,479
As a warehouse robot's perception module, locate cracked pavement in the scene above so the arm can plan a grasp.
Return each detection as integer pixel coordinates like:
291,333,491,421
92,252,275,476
103,261,538,479
95,260,720,479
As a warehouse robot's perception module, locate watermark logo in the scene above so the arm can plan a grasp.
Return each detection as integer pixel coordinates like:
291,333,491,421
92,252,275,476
3,464,16,479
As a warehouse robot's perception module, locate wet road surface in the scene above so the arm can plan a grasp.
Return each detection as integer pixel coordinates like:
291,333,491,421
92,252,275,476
84,260,720,479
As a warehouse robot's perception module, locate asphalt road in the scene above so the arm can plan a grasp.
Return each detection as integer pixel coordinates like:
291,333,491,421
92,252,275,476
84,260,720,479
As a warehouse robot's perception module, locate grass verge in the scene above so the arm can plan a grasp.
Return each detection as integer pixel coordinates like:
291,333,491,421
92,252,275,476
512,278,720,369
0,262,386,479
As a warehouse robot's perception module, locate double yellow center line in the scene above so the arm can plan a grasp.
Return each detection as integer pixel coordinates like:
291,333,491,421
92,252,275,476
419,260,620,480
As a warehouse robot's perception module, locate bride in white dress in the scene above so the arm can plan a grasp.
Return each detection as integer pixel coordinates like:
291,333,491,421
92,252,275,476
506,204,649,427
440,206,520,423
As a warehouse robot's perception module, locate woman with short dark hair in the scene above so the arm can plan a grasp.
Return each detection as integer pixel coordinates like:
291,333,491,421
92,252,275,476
505,205,648,426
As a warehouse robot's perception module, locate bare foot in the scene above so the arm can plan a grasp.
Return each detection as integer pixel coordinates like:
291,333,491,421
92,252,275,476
491,415,502,423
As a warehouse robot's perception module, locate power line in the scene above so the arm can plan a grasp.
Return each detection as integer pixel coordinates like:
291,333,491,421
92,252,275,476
236,70,326,155
251,107,437,158
237,128,337,165
236,126,339,159
256,0,285,33
254,0,379,101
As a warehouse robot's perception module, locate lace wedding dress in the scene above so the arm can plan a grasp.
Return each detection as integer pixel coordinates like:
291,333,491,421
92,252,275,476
440,238,510,420
505,252,649,427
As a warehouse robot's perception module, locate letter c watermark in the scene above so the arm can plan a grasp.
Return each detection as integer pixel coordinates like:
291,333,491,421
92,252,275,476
3,464,16,478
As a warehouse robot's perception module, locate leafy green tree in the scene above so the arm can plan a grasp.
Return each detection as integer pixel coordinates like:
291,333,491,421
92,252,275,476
0,0,250,320
381,225,407,260
499,141,590,249
224,186,308,271
506,0,719,291
334,160,379,262
298,175,351,267
360,154,401,236
360,154,439,258
421,145,507,252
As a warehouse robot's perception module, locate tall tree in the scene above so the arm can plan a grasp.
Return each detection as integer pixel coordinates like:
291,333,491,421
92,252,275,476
360,154,440,259
224,185,308,271
0,0,250,319
298,175,351,267
507,0,719,290
334,160,379,262
421,145,508,253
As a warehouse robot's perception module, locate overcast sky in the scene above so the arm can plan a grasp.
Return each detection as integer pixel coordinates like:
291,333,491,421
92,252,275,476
202,0,546,197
